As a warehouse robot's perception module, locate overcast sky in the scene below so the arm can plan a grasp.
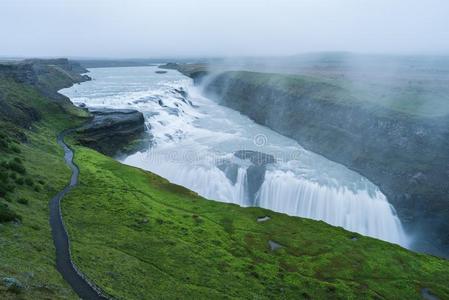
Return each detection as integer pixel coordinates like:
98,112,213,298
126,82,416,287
1,0,448,58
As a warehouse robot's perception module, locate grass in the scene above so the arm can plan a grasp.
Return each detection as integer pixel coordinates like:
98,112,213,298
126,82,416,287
0,73,87,299
216,71,449,118
62,146,449,299
0,124,83,299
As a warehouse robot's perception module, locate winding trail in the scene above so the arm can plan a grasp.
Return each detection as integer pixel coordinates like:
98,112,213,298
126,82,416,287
49,130,108,300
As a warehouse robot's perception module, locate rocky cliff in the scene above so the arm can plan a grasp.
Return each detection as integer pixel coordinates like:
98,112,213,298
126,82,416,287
76,108,147,156
201,70,449,257
0,59,90,130
159,63,208,84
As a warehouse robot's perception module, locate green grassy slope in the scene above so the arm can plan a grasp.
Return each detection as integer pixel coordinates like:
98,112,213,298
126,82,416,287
208,70,449,118
2,60,449,299
0,76,87,299
62,146,449,299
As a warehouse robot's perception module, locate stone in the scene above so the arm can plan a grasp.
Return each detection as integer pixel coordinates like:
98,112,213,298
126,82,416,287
268,240,283,251
2,277,24,294
257,216,271,222
421,288,439,300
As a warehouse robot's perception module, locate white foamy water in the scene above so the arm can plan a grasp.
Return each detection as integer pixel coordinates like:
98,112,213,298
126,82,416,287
61,66,409,247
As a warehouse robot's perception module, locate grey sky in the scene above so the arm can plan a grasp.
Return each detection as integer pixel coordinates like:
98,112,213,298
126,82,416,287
1,0,448,58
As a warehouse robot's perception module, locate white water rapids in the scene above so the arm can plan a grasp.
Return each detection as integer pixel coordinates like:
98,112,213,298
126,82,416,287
61,66,409,247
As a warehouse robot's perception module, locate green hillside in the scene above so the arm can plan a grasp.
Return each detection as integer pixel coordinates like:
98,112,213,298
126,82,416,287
213,70,449,118
63,147,449,299
0,69,87,299
1,60,449,299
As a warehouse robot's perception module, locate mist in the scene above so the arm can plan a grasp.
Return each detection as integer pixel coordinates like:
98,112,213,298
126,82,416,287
1,0,449,58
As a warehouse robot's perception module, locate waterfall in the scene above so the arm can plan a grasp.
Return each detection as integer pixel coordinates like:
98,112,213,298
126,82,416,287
257,170,408,246
136,154,409,247
149,161,247,205
60,65,410,248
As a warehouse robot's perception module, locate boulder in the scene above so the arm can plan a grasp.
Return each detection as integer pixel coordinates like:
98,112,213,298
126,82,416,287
2,277,23,294
268,240,283,251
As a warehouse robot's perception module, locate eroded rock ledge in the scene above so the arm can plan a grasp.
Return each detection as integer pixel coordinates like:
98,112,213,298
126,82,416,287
76,108,149,156
218,150,276,205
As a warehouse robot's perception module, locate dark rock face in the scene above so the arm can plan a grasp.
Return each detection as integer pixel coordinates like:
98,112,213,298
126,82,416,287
217,161,240,185
0,63,37,85
0,59,89,130
204,71,449,257
217,150,276,205
245,164,266,205
234,150,276,166
235,150,276,205
174,88,188,99
77,109,147,156
159,63,208,85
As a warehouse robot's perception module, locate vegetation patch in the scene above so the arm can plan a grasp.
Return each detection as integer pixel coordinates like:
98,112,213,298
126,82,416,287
0,202,20,223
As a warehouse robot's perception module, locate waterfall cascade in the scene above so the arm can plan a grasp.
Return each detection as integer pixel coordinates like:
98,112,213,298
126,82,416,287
60,65,410,248
141,157,408,246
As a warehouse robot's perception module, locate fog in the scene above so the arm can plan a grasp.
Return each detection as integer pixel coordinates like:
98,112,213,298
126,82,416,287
1,0,449,58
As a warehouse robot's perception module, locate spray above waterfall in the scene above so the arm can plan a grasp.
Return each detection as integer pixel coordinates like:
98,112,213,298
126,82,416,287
60,65,410,248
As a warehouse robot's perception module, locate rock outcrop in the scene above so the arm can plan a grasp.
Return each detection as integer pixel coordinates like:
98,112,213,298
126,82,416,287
218,150,276,205
0,59,90,129
159,63,208,84
76,108,148,156
235,150,276,205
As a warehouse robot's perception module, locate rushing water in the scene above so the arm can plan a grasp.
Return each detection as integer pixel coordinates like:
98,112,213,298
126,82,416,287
61,66,409,247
